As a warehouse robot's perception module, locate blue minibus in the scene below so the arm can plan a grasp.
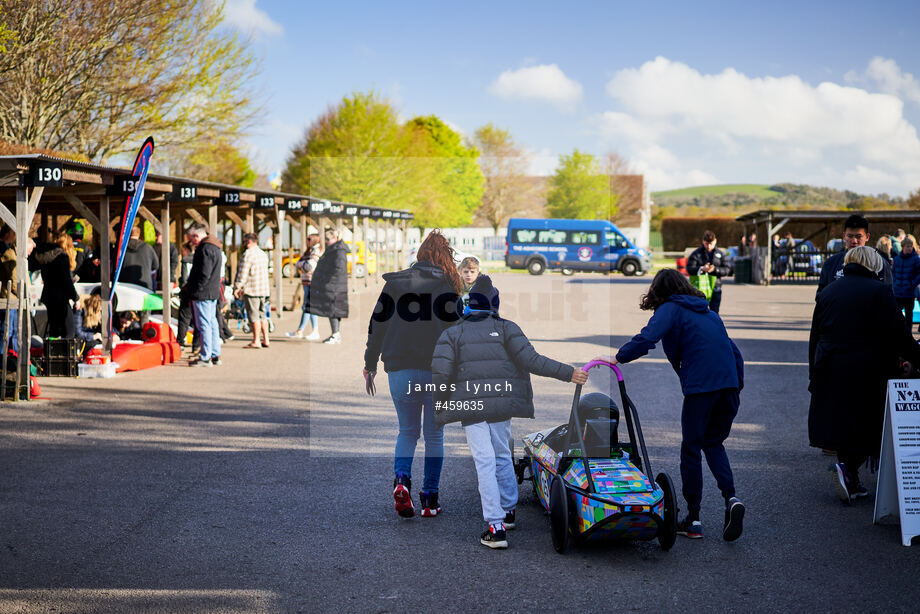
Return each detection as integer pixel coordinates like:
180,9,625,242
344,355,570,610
505,218,651,276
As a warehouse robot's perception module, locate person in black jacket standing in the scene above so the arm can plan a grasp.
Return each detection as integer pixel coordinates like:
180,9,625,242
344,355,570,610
184,223,223,367
816,214,893,297
309,229,349,344
35,232,79,338
364,231,461,519
686,230,732,314
431,275,587,548
809,246,920,502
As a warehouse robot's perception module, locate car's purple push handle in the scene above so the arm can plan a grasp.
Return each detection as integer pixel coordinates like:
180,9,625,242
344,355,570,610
581,359,624,382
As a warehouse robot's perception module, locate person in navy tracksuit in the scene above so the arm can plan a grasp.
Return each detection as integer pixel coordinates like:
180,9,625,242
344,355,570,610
595,268,746,542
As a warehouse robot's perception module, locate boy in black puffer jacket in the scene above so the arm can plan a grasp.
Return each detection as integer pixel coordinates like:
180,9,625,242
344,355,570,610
431,275,587,549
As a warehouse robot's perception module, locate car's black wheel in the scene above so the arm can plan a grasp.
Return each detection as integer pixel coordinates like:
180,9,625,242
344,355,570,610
527,259,546,275
656,472,677,551
620,259,639,276
550,475,570,553
281,262,293,278
561,267,574,276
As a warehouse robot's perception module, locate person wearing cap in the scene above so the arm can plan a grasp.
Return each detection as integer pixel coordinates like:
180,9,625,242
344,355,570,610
431,275,587,549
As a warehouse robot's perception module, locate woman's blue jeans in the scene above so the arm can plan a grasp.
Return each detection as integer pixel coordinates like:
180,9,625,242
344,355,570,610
297,285,318,331
388,369,444,493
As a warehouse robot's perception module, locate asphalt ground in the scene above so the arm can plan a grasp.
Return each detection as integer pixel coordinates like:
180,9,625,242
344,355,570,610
1,273,918,613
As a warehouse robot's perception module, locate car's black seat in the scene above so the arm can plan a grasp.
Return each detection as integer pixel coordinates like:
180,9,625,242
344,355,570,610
578,392,620,457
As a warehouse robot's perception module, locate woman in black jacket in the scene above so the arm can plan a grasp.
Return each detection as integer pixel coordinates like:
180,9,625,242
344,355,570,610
309,229,349,344
36,232,79,338
809,246,920,502
363,230,461,519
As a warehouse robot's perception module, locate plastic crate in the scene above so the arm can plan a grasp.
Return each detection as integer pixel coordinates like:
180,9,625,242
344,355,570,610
78,362,117,378
44,339,83,361
43,358,79,377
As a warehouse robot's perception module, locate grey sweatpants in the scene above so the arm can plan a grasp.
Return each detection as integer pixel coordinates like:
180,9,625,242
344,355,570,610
464,420,518,525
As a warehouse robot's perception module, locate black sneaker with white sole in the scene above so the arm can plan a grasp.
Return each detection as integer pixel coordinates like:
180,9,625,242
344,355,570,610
480,524,508,549
503,510,515,530
723,497,745,542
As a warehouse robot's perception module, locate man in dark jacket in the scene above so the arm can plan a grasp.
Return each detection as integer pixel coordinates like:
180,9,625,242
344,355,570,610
309,229,349,344
816,214,892,297
184,223,223,366
686,230,732,314
431,275,586,548
118,225,159,290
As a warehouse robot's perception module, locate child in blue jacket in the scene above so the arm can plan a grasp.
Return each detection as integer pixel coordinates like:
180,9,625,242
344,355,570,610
891,237,920,335
595,268,746,542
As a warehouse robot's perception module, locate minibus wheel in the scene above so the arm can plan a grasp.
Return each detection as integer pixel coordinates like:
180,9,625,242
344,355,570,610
527,259,546,275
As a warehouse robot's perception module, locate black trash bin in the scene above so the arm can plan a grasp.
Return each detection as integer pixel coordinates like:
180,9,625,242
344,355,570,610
734,257,753,284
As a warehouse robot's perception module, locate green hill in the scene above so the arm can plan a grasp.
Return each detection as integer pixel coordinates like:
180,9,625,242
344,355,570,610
648,182,901,230
652,184,777,200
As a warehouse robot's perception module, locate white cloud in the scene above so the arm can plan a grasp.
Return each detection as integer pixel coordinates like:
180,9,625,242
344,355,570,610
488,64,583,110
524,147,557,176
218,0,283,37
845,57,920,107
598,56,920,194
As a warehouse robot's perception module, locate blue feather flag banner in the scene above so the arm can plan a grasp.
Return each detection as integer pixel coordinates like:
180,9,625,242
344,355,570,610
111,136,155,301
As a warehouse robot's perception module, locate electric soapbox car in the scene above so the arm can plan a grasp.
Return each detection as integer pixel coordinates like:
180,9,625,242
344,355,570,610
514,360,678,552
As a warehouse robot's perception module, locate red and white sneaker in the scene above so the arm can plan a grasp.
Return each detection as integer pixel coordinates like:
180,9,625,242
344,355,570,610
393,474,414,518
419,491,441,517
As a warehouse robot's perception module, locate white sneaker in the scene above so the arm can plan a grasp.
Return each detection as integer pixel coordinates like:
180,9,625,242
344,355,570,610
305,330,320,341
322,333,341,344
286,330,304,338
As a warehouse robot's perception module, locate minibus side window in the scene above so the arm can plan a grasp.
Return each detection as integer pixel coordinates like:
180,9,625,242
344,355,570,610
514,229,537,243
606,231,630,249
537,229,567,244
570,231,600,245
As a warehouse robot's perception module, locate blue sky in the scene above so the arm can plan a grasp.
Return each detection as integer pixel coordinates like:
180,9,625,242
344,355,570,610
224,0,920,196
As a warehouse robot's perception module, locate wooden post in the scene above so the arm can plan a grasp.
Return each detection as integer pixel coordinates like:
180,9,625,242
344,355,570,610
362,216,370,288
160,203,171,325
99,196,112,355
15,188,28,400
350,215,359,284
300,213,308,252
1,281,11,402
273,204,284,315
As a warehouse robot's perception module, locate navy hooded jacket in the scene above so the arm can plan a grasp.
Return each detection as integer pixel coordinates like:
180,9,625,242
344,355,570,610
615,294,744,395
891,250,920,299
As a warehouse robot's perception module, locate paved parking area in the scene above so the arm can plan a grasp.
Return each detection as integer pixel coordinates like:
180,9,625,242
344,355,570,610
1,273,917,613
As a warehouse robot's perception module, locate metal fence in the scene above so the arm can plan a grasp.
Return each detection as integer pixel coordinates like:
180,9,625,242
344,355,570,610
767,245,840,283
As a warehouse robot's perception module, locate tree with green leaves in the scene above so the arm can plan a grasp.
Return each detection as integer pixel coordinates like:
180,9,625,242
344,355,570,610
907,188,920,209
472,123,532,234
283,92,417,208
170,139,257,187
283,93,482,227
405,116,483,229
0,0,259,164
546,149,613,220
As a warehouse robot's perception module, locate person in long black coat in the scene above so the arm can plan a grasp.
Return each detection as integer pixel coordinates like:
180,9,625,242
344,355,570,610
809,246,920,501
308,230,349,344
34,233,79,338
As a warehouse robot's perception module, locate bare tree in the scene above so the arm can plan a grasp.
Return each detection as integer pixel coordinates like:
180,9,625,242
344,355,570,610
472,123,533,234
0,0,259,163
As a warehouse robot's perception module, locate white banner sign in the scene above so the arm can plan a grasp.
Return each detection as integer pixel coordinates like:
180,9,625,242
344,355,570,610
874,379,920,546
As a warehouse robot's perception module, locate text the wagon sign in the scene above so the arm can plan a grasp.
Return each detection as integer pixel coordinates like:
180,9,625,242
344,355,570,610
874,379,920,546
